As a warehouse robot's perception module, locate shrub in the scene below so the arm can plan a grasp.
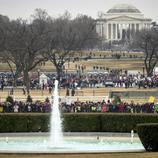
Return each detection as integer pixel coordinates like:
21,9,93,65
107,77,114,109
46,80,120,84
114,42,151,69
26,95,33,103
0,113,158,133
63,113,101,132
6,96,14,105
0,114,28,132
137,123,158,151
112,96,121,104
45,97,50,103
27,114,49,132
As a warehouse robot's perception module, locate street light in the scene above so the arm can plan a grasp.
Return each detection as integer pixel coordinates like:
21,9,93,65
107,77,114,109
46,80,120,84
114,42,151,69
37,69,40,84
143,67,145,76
37,69,41,93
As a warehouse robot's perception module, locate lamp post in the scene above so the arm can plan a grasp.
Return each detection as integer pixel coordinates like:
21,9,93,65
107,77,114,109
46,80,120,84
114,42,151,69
37,69,40,83
143,67,145,76
37,69,41,93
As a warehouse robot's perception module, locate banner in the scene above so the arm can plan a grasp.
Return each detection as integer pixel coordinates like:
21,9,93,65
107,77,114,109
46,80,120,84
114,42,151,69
148,96,155,103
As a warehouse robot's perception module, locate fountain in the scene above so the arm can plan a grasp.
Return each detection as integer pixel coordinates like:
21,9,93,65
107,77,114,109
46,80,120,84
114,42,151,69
49,80,63,147
0,80,145,153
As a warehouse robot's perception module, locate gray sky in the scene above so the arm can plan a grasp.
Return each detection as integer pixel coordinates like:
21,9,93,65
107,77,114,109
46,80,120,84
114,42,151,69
0,0,158,22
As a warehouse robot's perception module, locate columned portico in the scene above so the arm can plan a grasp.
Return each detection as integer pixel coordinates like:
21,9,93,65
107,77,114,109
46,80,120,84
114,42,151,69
96,4,152,41
115,23,118,40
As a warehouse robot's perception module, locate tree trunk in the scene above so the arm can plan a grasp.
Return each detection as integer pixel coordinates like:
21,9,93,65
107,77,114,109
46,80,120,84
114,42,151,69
23,70,30,95
13,74,17,87
145,60,157,77
13,71,21,87
147,68,153,77
56,66,63,82
56,68,62,81
6,60,18,87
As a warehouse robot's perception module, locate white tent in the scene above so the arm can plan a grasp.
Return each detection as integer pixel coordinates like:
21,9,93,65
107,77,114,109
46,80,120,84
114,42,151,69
154,67,158,74
39,73,49,86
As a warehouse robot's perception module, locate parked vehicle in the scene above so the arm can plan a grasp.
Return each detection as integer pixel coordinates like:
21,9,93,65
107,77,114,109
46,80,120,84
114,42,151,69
104,80,114,87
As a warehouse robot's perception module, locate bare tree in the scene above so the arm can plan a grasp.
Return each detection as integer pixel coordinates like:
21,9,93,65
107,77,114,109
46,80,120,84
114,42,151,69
133,28,158,76
0,18,24,86
45,13,98,80
0,15,10,51
0,10,99,92
3,10,50,94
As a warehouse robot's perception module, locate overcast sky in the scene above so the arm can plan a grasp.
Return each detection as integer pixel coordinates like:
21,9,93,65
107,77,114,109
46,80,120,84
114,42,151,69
0,0,158,22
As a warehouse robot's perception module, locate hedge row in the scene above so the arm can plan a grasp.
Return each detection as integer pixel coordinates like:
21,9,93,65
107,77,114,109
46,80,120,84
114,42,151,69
0,113,158,132
137,123,158,151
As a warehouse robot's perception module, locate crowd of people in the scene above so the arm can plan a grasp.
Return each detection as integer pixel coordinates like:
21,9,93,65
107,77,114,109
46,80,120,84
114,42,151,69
59,72,158,89
61,100,157,113
0,71,158,91
0,97,157,114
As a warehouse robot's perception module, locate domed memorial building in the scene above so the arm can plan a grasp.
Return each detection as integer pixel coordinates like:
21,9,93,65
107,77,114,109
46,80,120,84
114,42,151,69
96,4,152,41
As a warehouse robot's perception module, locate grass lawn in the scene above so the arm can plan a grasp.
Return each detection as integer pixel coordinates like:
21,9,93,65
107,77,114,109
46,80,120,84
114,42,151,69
0,58,145,72
0,87,157,103
0,152,158,158
0,50,157,73
38,59,145,72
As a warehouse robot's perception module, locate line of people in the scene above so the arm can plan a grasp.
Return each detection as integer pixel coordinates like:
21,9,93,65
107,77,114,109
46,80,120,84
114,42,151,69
0,98,157,113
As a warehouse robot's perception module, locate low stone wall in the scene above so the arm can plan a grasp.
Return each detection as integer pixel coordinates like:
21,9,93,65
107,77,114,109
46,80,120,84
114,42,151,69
110,91,158,99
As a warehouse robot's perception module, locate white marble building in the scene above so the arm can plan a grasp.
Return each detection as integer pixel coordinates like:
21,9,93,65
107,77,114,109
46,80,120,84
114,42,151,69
96,4,152,41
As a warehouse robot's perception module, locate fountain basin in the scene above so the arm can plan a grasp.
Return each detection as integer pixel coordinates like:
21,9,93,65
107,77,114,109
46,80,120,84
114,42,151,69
0,133,145,153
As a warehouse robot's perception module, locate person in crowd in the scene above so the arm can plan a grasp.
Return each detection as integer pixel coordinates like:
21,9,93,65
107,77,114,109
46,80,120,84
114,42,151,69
10,86,14,95
48,85,52,94
66,88,70,96
22,86,26,95
71,88,75,96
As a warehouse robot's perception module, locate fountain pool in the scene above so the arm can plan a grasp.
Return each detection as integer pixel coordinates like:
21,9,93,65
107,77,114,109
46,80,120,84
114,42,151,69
0,134,144,153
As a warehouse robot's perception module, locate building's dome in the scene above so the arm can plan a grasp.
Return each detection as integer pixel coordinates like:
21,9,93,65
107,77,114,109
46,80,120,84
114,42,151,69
107,4,141,13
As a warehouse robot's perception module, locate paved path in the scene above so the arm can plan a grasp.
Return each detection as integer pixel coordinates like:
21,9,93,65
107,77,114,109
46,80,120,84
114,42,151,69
0,152,158,158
